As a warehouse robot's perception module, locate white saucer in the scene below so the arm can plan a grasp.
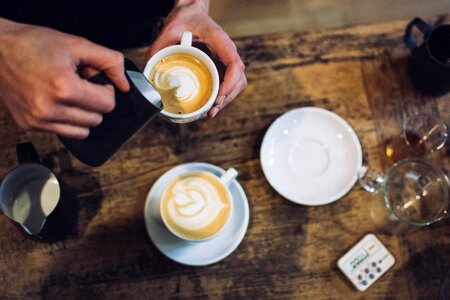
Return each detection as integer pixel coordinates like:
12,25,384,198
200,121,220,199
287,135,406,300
260,107,362,205
144,162,249,266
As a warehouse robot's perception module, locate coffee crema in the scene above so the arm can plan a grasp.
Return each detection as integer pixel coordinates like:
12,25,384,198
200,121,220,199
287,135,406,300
148,53,213,115
160,172,231,241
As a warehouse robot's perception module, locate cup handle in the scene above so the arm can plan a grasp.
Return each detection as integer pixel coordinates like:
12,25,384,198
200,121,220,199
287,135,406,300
16,142,40,165
404,17,431,51
220,168,238,186
181,31,193,47
358,166,384,194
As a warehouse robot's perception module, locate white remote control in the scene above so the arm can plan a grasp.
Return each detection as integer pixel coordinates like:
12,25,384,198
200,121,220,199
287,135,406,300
337,233,395,291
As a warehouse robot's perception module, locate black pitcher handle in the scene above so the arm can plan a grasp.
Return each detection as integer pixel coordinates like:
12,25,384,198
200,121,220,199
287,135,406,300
17,142,40,165
404,17,431,51
88,72,113,86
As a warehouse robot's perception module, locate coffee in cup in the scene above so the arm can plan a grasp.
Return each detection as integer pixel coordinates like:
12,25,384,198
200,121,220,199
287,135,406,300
144,31,219,123
148,53,214,115
160,171,233,241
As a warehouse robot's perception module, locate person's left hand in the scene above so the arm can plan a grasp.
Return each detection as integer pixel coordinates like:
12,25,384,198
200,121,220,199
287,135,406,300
145,0,247,118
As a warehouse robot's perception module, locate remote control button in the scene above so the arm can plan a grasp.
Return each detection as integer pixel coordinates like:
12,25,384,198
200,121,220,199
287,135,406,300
362,280,368,285
369,274,375,279
358,274,363,280
376,267,382,273
365,268,370,274
372,262,377,267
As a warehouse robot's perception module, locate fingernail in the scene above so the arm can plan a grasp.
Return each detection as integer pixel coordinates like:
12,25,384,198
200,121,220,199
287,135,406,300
211,107,219,118
215,95,226,106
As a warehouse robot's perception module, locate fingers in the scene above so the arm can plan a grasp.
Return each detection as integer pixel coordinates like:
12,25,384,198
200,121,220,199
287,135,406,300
208,53,247,118
18,97,105,139
217,61,247,105
50,73,117,113
75,39,130,92
40,103,104,128
41,41,126,136
192,29,245,118
38,122,91,140
0,22,131,139
208,74,247,118
19,109,93,140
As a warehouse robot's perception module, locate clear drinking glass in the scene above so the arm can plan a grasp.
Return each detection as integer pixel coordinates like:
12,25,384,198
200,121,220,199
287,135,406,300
359,158,450,233
385,113,448,163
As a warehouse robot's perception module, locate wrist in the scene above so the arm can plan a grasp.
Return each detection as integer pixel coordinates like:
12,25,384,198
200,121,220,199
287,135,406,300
174,0,209,12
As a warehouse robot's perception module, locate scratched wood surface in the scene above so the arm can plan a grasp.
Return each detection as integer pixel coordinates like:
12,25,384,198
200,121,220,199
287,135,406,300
0,17,449,299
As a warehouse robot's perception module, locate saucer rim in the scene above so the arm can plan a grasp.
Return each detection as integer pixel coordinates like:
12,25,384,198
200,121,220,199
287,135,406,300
144,162,250,266
260,107,362,206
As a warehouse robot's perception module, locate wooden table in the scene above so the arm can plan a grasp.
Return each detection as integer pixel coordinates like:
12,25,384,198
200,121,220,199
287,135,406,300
1,16,449,299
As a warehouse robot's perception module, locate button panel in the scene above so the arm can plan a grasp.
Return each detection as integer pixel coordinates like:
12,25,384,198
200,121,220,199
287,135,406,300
338,234,395,291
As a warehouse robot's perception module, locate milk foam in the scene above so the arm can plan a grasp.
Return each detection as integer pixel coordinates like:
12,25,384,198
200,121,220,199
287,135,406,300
148,54,213,115
166,177,227,230
153,67,200,102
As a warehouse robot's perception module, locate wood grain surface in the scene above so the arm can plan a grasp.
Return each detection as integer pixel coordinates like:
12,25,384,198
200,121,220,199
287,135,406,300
0,16,449,299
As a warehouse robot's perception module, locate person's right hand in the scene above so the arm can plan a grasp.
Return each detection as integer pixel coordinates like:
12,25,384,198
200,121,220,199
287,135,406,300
0,19,130,139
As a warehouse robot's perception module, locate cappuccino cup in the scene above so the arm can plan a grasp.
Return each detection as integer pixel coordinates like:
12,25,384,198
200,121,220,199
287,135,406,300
144,31,220,123
159,166,237,242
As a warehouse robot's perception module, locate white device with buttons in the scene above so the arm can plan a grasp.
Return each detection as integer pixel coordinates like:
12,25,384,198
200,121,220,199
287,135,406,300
337,233,395,291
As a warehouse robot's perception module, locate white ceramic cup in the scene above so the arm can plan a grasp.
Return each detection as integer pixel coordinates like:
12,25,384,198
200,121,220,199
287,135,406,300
156,163,237,242
143,31,220,123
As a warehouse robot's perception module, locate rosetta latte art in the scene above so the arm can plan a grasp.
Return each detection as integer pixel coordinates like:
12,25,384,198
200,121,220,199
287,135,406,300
154,67,199,103
161,172,231,240
168,178,226,229
149,54,213,115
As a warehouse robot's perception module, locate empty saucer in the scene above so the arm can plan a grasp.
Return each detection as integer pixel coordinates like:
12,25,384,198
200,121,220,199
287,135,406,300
260,107,362,205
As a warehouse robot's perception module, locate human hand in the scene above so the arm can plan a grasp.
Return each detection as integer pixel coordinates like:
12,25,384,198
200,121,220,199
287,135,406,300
0,19,130,139
145,0,247,118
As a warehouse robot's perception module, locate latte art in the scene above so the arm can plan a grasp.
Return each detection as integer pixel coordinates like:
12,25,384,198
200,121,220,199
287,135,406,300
161,172,232,241
168,178,226,229
148,54,213,115
154,67,199,103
